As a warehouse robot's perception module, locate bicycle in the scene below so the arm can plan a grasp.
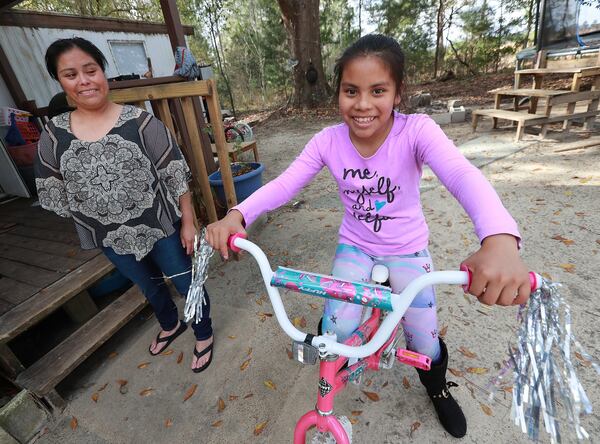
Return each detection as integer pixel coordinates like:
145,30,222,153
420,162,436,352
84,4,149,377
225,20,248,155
227,233,541,444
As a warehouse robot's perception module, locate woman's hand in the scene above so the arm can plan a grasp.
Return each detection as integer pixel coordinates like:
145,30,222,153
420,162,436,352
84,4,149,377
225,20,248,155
206,210,246,260
461,234,530,306
180,217,197,255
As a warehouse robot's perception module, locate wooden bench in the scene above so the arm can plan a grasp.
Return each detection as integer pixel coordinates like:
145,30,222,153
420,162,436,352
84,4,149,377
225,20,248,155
473,89,600,141
210,140,259,162
15,286,146,399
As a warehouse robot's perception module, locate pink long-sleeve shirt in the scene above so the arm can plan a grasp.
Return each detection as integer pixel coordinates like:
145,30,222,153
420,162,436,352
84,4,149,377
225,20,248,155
234,112,520,256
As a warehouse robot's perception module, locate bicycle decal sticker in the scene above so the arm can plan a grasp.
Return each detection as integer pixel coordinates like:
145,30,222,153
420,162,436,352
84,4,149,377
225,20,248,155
341,361,368,384
319,377,333,397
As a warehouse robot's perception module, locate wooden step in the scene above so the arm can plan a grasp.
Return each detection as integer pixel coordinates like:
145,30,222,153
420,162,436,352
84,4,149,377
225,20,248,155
489,88,571,98
16,286,146,397
0,254,114,343
472,108,549,122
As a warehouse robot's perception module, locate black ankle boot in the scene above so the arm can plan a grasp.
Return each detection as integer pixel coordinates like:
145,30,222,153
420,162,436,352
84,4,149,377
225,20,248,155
416,338,467,438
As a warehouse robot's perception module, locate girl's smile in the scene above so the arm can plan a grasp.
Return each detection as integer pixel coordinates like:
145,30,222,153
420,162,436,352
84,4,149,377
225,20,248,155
338,55,400,157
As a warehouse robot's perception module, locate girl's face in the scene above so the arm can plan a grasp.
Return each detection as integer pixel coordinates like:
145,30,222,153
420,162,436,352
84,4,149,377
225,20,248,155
56,47,109,111
338,55,400,152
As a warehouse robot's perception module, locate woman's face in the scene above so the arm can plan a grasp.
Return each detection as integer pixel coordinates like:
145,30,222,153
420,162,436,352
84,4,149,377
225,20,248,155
56,47,109,111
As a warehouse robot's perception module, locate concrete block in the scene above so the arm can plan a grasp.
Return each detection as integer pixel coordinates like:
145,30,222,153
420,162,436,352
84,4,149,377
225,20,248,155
431,112,452,125
0,428,19,444
0,390,49,443
451,110,467,123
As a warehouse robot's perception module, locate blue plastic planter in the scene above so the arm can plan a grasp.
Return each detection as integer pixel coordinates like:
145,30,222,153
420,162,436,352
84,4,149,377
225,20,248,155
209,162,264,205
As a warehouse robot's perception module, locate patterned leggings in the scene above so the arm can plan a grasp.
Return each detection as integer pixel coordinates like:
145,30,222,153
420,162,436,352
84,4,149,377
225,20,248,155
322,244,441,363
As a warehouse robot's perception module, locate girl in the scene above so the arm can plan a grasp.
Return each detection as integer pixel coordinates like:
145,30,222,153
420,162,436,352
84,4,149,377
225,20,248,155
206,34,530,437
35,38,214,373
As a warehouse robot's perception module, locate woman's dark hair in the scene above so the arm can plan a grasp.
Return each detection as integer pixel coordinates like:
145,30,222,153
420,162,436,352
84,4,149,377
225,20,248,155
45,37,107,80
334,34,405,99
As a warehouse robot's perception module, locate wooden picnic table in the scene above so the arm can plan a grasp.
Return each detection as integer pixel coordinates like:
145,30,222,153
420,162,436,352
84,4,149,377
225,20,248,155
0,198,145,409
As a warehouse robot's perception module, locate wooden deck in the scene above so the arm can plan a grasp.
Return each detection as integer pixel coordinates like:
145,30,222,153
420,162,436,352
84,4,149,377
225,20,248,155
0,198,101,316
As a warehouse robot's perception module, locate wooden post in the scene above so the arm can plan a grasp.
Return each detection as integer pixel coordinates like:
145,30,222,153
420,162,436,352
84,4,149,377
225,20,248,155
584,76,600,130
62,291,98,324
564,74,582,130
205,80,237,210
180,97,218,222
0,343,25,380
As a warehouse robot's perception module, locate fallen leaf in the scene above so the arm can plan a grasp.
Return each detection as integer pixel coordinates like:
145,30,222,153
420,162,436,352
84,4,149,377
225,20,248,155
212,420,223,427
309,303,319,310
97,383,108,392
466,367,489,375
117,379,128,387
502,386,513,393
382,381,388,388
575,352,592,367
264,380,277,390
551,235,574,246
218,398,226,412
246,347,253,357
228,335,237,339
177,352,183,364
286,348,293,360
458,347,477,359
559,263,576,273
183,384,198,402
362,391,380,401
349,417,359,424
410,421,421,437
70,417,78,430
229,395,239,401
240,358,251,371
579,177,592,184
139,388,154,397
91,392,99,403
364,379,372,387
351,410,363,416
480,403,493,416
292,316,307,328
542,272,553,281
165,419,173,428
244,393,254,399
439,325,448,338
108,352,118,359
402,376,410,389
254,421,268,436
137,362,150,369
161,349,174,356
448,368,465,377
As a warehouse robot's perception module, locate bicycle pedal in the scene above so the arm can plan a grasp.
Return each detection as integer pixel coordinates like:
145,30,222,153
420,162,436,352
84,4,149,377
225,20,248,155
292,340,318,365
396,348,431,370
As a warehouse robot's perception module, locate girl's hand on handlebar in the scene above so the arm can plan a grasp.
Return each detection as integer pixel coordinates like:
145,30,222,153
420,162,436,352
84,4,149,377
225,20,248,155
206,210,246,260
461,234,530,306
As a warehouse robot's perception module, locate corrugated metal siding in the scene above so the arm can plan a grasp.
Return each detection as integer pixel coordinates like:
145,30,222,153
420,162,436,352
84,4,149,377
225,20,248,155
0,26,177,108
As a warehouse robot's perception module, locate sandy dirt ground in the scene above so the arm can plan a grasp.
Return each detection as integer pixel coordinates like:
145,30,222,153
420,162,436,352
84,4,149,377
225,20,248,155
36,113,600,444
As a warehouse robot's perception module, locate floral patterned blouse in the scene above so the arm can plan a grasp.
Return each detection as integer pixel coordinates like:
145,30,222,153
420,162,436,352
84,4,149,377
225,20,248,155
35,105,191,261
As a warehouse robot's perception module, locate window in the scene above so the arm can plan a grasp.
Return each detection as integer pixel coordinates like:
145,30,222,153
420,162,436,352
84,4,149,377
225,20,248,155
108,41,149,76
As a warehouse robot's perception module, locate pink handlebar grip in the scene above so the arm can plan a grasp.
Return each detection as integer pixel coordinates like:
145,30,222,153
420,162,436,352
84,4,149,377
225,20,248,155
396,348,431,371
227,233,247,253
460,264,542,293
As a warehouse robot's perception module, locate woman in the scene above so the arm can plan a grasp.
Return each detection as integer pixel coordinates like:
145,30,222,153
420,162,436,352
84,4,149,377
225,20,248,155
35,38,213,373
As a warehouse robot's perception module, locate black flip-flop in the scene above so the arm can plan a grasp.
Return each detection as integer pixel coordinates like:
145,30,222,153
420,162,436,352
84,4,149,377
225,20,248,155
148,320,187,356
192,337,214,373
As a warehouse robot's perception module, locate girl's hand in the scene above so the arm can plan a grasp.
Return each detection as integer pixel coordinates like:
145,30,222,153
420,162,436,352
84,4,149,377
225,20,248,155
180,218,197,255
461,234,530,306
206,210,246,260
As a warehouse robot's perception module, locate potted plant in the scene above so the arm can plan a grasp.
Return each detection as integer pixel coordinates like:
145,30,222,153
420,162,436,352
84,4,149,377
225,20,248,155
208,161,264,205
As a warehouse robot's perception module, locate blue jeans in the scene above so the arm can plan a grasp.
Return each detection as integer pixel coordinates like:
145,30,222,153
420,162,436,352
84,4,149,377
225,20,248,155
102,224,212,341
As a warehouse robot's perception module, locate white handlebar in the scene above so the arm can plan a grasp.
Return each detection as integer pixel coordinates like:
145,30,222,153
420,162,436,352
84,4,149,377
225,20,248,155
234,237,468,358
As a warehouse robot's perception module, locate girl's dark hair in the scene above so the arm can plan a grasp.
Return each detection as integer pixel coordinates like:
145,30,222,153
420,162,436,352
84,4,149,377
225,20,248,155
45,37,107,80
334,34,405,99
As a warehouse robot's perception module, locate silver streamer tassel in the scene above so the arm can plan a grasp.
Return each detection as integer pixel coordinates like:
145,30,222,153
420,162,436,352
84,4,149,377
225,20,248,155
490,278,600,443
184,228,214,323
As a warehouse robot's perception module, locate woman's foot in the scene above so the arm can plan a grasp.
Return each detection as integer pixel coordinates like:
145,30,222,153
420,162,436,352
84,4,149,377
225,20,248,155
149,320,186,355
191,336,214,372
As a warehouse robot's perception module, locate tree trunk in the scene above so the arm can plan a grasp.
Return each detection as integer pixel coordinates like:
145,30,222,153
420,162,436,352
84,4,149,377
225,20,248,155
433,0,445,79
278,0,330,108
